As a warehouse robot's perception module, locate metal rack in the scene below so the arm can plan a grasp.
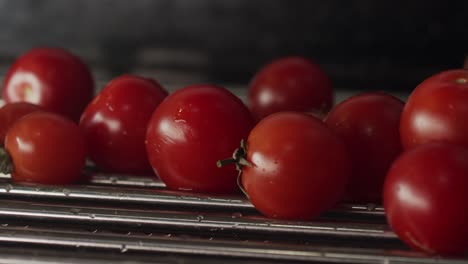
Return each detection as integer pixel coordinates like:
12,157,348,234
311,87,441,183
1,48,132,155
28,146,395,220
0,173,465,263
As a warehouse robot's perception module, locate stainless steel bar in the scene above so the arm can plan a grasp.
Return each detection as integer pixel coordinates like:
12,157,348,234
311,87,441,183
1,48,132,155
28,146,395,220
0,200,394,240
0,180,385,217
0,226,462,264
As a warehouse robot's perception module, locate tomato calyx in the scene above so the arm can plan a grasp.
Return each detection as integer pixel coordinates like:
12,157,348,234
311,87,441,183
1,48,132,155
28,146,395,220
0,148,13,175
217,140,252,169
217,139,252,197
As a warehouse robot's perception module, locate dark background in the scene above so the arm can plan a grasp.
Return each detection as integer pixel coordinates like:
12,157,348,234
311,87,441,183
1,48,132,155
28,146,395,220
0,0,466,91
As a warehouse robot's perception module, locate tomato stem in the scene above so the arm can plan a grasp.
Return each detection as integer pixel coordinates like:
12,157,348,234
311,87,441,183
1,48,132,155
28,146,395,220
216,158,237,168
217,140,252,170
0,148,13,175
217,140,252,198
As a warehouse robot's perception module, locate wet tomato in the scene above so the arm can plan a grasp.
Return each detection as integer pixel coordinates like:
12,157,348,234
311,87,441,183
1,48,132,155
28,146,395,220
2,112,86,185
0,102,43,144
324,92,404,202
146,85,255,194
400,69,468,149
80,75,168,174
224,112,350,220
2,48,94,121
248,56,333,121
384,142,468,256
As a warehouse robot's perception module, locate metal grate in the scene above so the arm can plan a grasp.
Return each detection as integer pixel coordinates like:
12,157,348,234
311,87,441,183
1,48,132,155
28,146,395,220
0,173,465,263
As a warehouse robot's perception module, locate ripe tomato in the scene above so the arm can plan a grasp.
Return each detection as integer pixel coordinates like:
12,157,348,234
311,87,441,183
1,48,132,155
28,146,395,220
2,48,94,121
384,142,468,256
146,85,255,193
2,112,86,185
400,69,468,149
80,75,168,174
324,92,404,202
0,102,43,144
248,56,333,121
234,112,350,220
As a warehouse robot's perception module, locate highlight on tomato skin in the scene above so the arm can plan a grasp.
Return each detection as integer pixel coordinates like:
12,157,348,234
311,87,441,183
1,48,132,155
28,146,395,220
248,56,333,121
236,111,350,220
324,92,404,203
80,74,168,175
384,142,468,256
400,69,468,150
0,102,43,144
145,84,255,194
2,47,94,122
1,111,86,185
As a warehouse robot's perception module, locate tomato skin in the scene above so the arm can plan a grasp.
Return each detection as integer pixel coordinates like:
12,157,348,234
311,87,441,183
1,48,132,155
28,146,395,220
5,112,86,185
80,75,167,174
242,112,350,220
146,85,255,194
324,92,404,202
2,48,94,121
384,142,468,256
0,102,43,144
248,56,333,121
400,69,468,149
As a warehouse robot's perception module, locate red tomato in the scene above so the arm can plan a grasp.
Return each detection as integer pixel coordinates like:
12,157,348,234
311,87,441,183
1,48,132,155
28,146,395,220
0,102,43,144
3,112,86,185
238,112,350,220
248,56,333,121
80,75,168,174
384,142,468,256
400,69,468,149
146,85,255,193
2,48,94,121
324,92,404,202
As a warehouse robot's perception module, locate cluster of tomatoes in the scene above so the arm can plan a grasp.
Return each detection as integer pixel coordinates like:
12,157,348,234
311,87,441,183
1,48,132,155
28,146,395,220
0,48,467,257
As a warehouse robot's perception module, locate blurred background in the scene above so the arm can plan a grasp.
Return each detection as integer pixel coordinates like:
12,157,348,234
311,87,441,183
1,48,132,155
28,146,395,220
0,0,466,91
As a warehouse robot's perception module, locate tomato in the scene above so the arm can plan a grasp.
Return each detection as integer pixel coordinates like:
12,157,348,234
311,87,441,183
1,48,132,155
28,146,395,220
2,112,86,185
2,48,94,121
248,56,333,121
0,102,43,144
222,112,350,220
146,85,255,193
384,142,468,256
80,75,167,174
400,69,468,149
324,92,404,202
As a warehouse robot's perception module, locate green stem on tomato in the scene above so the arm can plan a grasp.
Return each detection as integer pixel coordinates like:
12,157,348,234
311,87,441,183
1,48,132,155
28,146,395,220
216,139,252,198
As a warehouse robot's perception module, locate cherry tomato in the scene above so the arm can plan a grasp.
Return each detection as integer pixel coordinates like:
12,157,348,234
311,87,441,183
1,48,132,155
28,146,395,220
2,48,94,121
400,69,468,149
237,112,350,220
80,75,168,174
146,85,255,193
3,112,86,185
384,142,468,256
248,56,333,121
0,102,43,144
324,92,404,202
